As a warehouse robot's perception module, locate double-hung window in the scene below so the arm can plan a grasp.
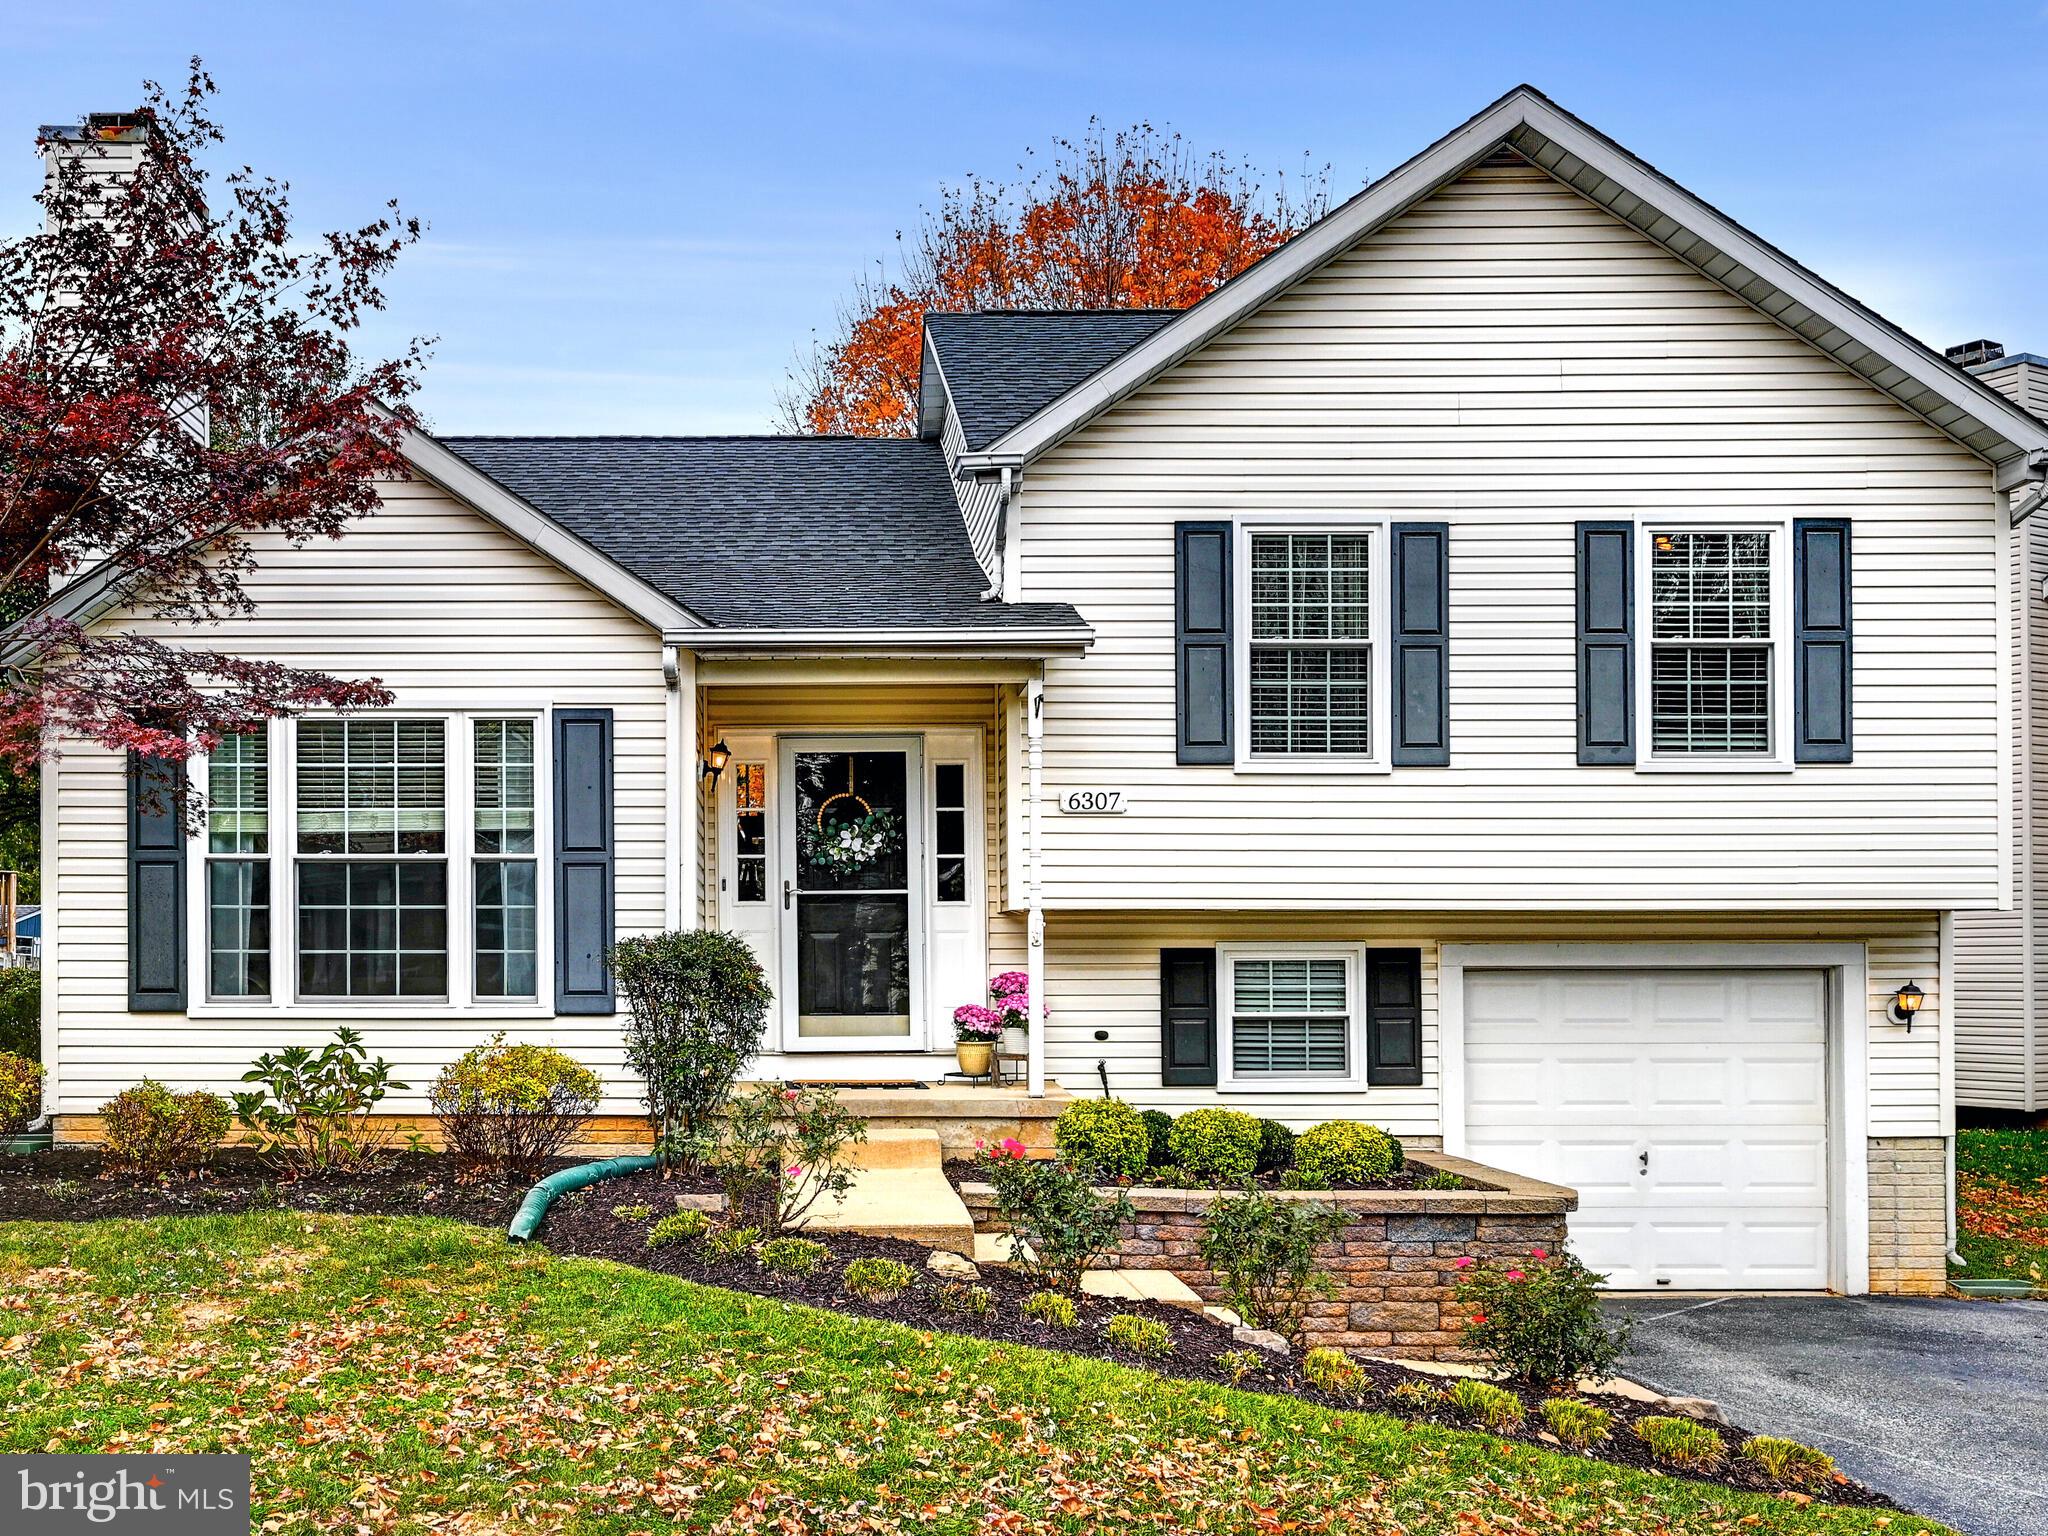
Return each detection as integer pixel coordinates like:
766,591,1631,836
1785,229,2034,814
199,710,547,1008
1242,528,1379,762
472,719,539,998
1221,948,1358,1085
1645,528,1783,760
296,719,449,998
205,732,271,998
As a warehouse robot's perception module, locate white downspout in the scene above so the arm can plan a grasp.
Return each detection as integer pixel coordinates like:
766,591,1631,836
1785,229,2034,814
1026,667,1046,1098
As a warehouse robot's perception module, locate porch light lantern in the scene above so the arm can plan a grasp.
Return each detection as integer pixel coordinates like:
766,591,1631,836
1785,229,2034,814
1888,980,1926,1030
702,738,732,782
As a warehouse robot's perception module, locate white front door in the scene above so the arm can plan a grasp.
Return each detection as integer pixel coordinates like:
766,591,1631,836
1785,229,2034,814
776,736,926,1052
1461,967,1830,1290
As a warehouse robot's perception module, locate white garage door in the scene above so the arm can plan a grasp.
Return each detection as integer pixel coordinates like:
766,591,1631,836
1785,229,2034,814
1462,967,1829,1290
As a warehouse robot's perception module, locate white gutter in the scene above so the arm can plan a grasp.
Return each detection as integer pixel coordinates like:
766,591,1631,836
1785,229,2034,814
1025,667,1046,1098
670,625,1092,655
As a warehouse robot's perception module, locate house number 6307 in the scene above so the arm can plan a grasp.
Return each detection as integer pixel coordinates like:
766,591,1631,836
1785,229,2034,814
1059,789,1126,814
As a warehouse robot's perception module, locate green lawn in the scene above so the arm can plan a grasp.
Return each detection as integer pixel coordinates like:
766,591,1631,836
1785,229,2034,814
0,1214,1948,1535
1954,1127,2048,1289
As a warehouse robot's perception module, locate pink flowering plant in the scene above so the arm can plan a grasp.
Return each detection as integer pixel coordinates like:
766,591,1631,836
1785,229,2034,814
710,1082,868,1236
1452,1246,1630,1388
952,1003,1005,1044
989,971,1034,1032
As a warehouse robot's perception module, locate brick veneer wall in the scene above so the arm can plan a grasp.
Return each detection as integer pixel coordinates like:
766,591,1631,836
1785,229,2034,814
1868,1136,1949,1296
961,1153,1574,1361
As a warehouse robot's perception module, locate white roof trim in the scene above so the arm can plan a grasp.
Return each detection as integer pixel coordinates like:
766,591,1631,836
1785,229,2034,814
674,624,1093,657
962,86,2048,483
398,425,706,631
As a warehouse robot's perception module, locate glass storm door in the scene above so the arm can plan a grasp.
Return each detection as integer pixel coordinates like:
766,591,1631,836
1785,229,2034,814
778,737,924,1050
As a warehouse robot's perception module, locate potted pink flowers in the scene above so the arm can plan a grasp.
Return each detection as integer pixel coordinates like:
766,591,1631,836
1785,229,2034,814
952,1004,1003,1077
952,972,1034,1078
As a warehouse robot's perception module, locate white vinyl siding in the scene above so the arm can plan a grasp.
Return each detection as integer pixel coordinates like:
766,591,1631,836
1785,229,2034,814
1954,499,2048,1109
942,405,1004,585
1038,910,1945,1140
1014,153,2001,915
43,475,669,1117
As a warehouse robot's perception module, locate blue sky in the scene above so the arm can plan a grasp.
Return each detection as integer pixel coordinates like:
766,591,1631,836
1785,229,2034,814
4,0,2044,435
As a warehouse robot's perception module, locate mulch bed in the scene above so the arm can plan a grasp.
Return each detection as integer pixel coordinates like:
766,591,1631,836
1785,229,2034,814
0,1147,725,1224
543,1169,1897,1512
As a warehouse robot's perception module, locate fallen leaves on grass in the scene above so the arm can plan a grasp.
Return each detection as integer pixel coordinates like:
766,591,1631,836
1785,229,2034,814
0,1216,1947,1536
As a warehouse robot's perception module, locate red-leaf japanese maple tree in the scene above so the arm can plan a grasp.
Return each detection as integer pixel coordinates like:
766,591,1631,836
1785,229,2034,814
0,61,426,772
780,120,1329,437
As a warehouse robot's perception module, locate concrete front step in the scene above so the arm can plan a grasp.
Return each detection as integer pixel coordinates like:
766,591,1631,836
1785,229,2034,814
803,1130,975,1256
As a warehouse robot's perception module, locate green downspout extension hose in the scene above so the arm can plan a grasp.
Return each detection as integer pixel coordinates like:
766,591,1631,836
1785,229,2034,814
506,1152,661,1242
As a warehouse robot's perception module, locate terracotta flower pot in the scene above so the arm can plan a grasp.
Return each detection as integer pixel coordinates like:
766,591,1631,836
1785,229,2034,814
955,1040,995,1078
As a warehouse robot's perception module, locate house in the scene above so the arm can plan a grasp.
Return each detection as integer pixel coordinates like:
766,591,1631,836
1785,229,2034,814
1951,344,2048,1117
29,87,2048,1298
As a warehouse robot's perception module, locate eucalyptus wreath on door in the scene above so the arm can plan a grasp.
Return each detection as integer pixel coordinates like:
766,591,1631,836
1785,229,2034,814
800,760,902,877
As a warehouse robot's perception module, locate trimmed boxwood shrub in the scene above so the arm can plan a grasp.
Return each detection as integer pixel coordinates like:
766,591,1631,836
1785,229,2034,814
1255,1118,1296,1175
0,1050,41,1141
430,1033,602,1179
1052,1097,1150,1180
1168,1107,1262,1185
101,1081,230,1173
1139,1108,1174,1169
1293,1120,1401,1185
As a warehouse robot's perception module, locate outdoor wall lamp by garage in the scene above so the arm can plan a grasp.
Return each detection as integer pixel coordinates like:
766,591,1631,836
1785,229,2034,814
1888,980,1926,1030
702,738,732,783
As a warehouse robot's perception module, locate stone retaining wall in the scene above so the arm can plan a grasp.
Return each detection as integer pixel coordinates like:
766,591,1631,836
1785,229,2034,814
961,1153,1574,1360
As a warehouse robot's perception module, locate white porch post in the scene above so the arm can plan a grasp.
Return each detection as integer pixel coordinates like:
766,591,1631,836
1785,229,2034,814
667,645,700,931
1026,669,1046,1097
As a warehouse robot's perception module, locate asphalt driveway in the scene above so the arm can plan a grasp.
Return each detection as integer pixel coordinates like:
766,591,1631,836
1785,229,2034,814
1604,1294,2048,1536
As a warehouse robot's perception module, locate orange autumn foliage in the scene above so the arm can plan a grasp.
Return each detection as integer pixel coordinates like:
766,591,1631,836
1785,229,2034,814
781,121,1330,437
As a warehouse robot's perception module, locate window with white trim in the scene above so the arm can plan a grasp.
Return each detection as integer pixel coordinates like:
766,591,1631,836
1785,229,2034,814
1647,530,1777,756
1227,953,1354,1079
296,719,449,998
205,731,270,998
1246,530,1374,757
932,762,968,904
732,762,767,903
472,719,538,998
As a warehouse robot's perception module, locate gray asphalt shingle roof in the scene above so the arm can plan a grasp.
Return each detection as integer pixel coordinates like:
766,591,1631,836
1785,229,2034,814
439,435,1085,633
925,310,1180,451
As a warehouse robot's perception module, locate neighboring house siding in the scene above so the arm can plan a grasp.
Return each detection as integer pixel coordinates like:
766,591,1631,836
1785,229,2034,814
1039,910,1946,1139
942,406,1004,585
1015,155,2002,912
44,476,669,1117
1953,357,2046,1109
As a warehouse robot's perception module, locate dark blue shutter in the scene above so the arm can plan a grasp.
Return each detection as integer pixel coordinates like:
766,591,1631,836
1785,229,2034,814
1575,521,1635,765
1175,521,1233,764
1160,948,1218,1086
1390,522,1450,765
1365,947,1422,1086
127,752,187,1012
553,708,615,1014
1794,519,1853,763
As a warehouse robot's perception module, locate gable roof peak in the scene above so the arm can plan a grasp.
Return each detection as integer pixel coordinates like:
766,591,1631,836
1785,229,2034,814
953,86,2048,497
